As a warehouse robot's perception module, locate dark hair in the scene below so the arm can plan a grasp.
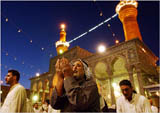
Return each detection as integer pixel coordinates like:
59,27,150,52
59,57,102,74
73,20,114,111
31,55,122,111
8,70,20,82
119,79,132,88
45,99,50,104
133,90,137,94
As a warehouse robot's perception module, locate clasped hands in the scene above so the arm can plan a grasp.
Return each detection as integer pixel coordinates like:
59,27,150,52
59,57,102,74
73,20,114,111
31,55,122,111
55,57,73,78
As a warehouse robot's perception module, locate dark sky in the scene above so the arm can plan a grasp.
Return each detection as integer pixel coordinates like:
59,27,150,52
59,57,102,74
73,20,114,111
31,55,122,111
1,1,159,89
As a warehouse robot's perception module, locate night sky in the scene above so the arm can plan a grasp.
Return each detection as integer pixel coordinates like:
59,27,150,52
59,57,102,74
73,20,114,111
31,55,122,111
1,1,159,89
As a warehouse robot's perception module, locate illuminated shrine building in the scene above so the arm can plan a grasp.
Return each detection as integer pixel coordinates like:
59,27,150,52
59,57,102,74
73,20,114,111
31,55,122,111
29,0,159,108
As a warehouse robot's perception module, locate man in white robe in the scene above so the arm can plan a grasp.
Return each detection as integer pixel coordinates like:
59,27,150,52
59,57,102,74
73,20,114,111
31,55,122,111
116,79,152,113
0,70,27,113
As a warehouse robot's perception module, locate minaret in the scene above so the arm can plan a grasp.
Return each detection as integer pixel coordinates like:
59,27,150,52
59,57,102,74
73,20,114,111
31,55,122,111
116,0,142,41
55,24,69,55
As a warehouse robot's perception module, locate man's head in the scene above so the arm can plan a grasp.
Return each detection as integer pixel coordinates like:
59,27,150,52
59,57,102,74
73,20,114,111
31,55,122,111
72,60,85,80
119,80,133,100
33,103,39,109
5,70,20,85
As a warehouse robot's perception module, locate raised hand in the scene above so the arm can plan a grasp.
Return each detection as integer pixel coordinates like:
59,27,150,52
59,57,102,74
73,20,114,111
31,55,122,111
55,59,63,78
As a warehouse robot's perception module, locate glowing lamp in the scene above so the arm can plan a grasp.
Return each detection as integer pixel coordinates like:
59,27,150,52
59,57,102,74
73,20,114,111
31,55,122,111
59,49,63,54
61,24,65,30
115,40,119,44
36,73,40,77
32,95,38,101
98,45,106,53
5,18,8,22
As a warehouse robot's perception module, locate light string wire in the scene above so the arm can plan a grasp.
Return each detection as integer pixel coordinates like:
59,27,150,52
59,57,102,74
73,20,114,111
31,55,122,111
68,13,118,43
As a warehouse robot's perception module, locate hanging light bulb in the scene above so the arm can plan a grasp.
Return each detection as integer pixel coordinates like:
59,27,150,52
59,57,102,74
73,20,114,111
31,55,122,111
41,47,44,51
100,12,103,16
5,18,8,22
49,54,53,57
115,40,119,44
18,29,21,33
6,53,8,56
14,57,17,61
30,40,32,43
5,65,7,69
113,33,115,37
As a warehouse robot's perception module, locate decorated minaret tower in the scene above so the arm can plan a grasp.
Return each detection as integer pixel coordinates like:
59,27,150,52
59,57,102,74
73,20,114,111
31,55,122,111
116,0,142,41
55,24,69,55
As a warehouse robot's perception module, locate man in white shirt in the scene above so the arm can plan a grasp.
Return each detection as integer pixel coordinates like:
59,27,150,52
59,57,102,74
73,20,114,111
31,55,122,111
33,103,41,113
0,70,28,113
116,79,152,113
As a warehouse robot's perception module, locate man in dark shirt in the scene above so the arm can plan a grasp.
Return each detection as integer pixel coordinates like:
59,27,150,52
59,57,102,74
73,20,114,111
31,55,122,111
51,58,100,112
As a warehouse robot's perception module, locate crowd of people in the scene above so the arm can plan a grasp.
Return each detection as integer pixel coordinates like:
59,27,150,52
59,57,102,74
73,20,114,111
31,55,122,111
0,57,159,113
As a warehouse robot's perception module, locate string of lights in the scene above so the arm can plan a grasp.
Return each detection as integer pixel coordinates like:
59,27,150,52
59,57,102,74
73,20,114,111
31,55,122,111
2,13,55,57
93,1,120,44
2,13,54,56
1,48,40,77
68,13,118,43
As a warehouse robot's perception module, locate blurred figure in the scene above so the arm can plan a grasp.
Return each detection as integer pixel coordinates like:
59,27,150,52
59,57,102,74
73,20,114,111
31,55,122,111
51,58,100,112
41,100,49,113
149,98,158,113
42,99,60,113
108,104,116,112
116,79,152,113
0,70,27,112
97,83,109,112
33,103,40,113
101,99,109,112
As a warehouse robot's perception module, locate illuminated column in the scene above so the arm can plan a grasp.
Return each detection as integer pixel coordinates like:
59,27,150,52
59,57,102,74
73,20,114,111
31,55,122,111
116,0,142,41
55,24,69,55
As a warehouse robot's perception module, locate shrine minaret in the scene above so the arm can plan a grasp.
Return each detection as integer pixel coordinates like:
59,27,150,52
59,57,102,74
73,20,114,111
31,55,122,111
55,24,69,55
116,0,142,41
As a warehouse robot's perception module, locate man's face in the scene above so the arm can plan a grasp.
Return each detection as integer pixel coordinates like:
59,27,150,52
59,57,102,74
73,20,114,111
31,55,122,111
5,72,14,85
34,103,38,109
72,61,85,80
120,85,133,100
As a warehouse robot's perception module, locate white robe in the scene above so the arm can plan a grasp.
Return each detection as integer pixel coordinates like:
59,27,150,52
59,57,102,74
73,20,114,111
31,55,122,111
116,93,152,113
48,105,60,113
0,83,27,113
151,105,158,113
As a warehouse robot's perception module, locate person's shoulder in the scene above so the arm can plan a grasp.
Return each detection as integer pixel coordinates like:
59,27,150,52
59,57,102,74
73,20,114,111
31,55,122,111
137,94,146,98
136,94,148,101
17,84,26,90
116,95,124,102
85,79,97,86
